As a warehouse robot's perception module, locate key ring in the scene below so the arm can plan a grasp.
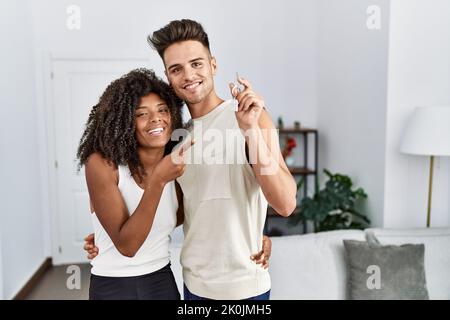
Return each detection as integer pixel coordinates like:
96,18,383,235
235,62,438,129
232,72,244,99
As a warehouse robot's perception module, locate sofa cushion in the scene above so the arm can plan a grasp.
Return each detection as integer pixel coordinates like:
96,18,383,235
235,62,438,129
269,230,365,299
365,228,450,300
344,234,429,300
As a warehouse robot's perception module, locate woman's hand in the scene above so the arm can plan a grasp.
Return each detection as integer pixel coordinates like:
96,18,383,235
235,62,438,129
83,233,98,260
149,139,195,187
250,235,272,269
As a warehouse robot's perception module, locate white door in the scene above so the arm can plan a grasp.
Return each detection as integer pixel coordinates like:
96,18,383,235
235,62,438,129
51,58,151,265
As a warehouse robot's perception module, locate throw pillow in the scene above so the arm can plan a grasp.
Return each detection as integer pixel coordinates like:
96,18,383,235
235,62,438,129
343,232,429,300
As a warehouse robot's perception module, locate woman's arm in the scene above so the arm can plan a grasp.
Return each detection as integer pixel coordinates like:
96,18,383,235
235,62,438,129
86,151,186,257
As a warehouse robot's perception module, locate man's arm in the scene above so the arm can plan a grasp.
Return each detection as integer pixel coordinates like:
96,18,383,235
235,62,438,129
245,110,297,216
231,77,297,216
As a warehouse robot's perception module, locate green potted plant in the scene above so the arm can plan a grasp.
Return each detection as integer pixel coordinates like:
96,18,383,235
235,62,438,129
289,169,370,232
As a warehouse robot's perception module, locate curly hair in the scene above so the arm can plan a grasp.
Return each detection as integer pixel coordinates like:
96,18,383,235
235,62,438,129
77,68,183,180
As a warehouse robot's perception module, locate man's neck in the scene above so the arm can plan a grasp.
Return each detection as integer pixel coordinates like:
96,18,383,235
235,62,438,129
187,92,225,119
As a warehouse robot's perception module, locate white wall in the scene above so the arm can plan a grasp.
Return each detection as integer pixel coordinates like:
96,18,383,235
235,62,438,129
384,0,450,227
316,0,390,227
0,0,47,299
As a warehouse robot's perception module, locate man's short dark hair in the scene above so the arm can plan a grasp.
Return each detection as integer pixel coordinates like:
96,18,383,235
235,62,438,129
148,19,211,60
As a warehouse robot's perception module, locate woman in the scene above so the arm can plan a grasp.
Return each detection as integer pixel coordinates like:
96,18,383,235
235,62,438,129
77,68,188,299
78,68,271,300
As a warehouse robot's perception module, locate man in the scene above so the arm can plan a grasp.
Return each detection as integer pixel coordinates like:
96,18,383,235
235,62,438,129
86,19,296,300
149,19,296,300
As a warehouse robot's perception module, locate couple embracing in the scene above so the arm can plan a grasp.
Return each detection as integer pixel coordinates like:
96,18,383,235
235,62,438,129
77,19,297,300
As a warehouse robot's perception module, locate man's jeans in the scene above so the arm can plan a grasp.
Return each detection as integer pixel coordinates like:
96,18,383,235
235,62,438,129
183,284,270,300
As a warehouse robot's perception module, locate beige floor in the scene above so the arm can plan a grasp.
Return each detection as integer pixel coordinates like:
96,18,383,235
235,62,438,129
25,264,91,300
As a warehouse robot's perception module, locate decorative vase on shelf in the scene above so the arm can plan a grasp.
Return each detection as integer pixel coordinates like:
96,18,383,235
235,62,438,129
282,136,297,167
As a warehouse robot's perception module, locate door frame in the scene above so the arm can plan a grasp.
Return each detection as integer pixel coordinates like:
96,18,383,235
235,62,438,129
40,52,152,265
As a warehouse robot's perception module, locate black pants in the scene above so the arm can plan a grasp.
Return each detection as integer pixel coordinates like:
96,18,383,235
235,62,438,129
89,263,180,300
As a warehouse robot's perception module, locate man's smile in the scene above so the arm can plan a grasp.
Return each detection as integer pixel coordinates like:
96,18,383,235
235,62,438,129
183,81,203,92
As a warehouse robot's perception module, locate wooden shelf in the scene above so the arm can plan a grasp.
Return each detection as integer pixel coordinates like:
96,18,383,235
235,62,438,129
278,127,318,134
269,125,317,234
289,167,316,175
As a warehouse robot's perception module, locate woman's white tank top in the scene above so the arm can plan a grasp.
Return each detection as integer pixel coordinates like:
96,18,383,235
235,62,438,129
90,165,178,277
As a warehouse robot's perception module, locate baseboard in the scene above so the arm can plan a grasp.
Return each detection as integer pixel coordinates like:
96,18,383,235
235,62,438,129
13,257,53,300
